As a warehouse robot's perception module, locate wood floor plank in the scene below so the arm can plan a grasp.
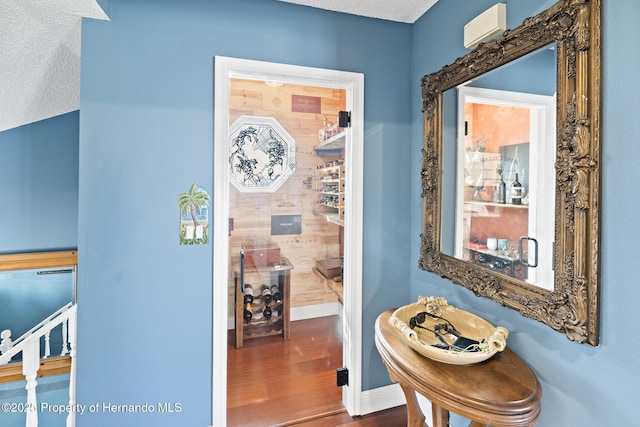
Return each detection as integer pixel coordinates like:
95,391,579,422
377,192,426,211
227,315,406,426
285,406,408,427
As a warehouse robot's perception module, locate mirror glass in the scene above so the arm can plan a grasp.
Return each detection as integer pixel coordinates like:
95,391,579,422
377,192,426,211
440,44,556,291
419,0,602,345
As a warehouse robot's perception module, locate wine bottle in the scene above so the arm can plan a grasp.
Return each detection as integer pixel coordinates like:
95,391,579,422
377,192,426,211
511,172,523,205
243,303,253,324
243,284,254,304
263,305,272,320
275,303,284,317
495,169,506,204
270,284,281,303
260,284,272,304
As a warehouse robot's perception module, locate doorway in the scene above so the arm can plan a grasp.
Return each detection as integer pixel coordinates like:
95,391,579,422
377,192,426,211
213,57,364,427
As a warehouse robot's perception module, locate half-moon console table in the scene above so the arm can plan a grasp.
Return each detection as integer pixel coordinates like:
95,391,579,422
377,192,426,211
375,309,541,427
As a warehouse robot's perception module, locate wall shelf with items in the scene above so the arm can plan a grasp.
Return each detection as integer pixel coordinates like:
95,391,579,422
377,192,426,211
316,160,345,226
233,255,292,348
314,131,345,151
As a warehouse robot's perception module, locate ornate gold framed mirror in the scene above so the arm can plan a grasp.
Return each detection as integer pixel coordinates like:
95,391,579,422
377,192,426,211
419,0,601,345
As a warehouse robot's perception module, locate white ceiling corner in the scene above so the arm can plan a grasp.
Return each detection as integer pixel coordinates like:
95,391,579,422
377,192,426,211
278,0,438,24
1,0,436,133
0,0,108,132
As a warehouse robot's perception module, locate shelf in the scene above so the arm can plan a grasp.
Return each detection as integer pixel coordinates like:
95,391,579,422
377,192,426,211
316,159,345,227
240,317,284,338
464,200,528,209
314,131,346,151
465,246,519,262
318,164,344,172
326,214,344,226
313,268,343,304
314,212,344,227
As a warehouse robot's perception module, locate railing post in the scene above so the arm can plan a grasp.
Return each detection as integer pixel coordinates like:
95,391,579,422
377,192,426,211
22,339,40,427
66,306,77,427
61,319,69,356
0,329,13,364
44,330,51,359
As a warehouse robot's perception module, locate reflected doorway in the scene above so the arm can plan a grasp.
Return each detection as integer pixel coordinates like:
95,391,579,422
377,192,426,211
454,86,555,290
213,57,364,427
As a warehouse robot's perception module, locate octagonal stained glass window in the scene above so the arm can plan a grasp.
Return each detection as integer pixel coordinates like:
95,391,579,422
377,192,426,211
228,116,296,193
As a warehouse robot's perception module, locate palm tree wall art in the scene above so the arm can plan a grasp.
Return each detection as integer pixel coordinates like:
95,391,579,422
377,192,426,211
178,182,210,245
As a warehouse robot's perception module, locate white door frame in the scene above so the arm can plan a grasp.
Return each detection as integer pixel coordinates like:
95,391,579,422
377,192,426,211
213,56,364,427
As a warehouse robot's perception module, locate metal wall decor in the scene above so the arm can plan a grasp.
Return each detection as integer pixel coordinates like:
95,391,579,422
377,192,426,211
419,0,602,345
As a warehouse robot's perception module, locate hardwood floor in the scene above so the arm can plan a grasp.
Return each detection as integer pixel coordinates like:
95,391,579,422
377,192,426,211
227,315,407,426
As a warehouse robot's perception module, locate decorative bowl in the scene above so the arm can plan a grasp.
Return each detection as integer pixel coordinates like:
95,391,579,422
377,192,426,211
389,296,508,365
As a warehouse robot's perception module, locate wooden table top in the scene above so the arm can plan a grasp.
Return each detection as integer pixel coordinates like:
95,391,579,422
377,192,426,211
231,256,294,275
375,309,542,426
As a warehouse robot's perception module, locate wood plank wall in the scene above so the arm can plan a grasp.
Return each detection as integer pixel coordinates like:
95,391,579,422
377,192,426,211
227,79,345,314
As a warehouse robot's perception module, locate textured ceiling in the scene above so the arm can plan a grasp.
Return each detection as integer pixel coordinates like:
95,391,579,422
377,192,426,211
0,0,108,132
279,0,439,23
0,0,436,132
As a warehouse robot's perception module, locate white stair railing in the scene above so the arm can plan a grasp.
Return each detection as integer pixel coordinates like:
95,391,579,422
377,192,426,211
0,303,78,427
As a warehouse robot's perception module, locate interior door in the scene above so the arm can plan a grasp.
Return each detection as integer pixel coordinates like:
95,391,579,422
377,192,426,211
213,57,364,427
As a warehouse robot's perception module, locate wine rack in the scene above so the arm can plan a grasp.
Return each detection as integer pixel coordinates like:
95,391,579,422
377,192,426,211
316,160,345,226
234,255,292,348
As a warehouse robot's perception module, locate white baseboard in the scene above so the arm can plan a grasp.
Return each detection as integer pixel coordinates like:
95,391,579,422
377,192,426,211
291,302,341,321
359,383,405,415
227,302,341,329
359,383,433,426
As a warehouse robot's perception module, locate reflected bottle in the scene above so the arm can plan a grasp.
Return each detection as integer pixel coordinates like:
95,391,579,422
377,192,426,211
260,284,272,304
244,303,253,324
511,172,523,205
275,302,284,317
243,284,254,304
270,284,281,303
494,169,506,204
263,305,272,321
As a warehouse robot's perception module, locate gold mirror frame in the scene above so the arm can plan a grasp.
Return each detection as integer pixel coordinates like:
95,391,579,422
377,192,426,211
419,0,601,345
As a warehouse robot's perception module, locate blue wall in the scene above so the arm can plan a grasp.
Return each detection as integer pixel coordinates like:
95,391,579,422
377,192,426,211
78,0,412,425
0,111,78,253
3,0,635,426
411,1,640,426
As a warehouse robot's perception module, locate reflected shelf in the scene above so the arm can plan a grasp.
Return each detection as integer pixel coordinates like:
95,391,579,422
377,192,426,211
314,131,346,151
325,213,344,227
464,200,529,209
312,212,343,227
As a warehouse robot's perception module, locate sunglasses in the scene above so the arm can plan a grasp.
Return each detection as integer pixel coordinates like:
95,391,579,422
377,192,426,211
409,312,459,334
408,311,429,329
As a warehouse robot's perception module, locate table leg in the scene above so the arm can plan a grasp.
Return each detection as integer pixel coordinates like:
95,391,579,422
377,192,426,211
431,403,449,427
398,383,427,427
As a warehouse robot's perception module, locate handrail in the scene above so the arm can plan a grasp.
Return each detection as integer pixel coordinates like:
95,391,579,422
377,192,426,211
0,302,74,365
0,303,78,427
